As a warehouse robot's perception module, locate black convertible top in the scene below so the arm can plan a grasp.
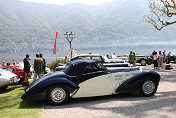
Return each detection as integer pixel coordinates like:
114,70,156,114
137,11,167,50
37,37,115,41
62,60,99,76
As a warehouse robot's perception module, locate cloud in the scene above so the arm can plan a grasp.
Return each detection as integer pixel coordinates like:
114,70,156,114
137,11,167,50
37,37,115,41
20,0,116,5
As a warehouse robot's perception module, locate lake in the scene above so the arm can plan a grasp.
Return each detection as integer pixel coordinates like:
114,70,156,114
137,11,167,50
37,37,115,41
0,43,176,65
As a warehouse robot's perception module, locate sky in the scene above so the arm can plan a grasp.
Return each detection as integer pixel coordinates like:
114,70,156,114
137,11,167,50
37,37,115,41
20,0,128,5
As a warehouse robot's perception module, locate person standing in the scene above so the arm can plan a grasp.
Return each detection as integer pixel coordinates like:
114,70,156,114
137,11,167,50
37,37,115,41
33,53,44,82
23,54,31,86
40,53,46,76
133,52,136,67
112,53,117,59
2,61,6,66
12,60,16,66
7,61,11,66
129,51,135,66
152,51,158,69
158,51,164,69
163,50,166,62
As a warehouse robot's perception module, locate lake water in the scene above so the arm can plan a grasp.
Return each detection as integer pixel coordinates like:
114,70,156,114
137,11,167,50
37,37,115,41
0,44,176,64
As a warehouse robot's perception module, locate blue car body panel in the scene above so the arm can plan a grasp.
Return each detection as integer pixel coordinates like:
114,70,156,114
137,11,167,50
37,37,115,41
116,71,160,93
21,72,79,100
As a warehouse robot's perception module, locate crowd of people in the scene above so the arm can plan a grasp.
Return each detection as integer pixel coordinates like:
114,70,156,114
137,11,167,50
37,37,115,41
152,50,172,70
107,50,174,69
1,60,16,66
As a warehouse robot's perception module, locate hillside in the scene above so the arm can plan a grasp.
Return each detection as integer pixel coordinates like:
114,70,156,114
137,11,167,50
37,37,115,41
0,0,176,54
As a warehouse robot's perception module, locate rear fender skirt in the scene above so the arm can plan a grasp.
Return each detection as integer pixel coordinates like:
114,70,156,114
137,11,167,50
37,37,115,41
115,71,160,93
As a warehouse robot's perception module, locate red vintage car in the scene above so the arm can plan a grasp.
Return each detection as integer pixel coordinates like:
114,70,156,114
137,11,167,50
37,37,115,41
1,66,33,83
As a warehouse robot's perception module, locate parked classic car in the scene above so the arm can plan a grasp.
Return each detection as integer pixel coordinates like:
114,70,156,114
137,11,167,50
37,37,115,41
135,55,152,66
1,66,33,83
21,60,160,105
55,54,130,71
166,54,176,64
120,54,152,66
71,54,130,67
0,68,19,90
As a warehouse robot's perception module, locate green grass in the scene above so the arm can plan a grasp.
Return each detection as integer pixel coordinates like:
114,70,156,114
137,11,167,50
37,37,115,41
0,84,43,118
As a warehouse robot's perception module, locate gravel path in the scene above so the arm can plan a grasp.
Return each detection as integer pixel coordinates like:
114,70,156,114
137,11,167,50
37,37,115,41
43,63,176,118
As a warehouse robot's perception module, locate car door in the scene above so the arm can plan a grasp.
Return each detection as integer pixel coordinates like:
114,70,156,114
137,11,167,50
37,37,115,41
72,63,115,98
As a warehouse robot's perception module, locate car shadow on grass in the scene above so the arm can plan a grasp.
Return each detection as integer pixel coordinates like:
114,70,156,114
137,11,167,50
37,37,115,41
19,100,44,109
0,85,22,94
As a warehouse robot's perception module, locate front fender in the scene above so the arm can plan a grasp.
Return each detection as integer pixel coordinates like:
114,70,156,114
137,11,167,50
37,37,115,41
21,78,78,100
40,78,79,93
115,71,160,93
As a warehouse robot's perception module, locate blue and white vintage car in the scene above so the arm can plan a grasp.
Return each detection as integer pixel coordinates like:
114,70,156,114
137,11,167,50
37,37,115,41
21,60,160,105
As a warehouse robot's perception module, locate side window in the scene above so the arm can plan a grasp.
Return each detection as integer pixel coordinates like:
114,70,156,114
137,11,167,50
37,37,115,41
96,62,106,71
84,63,106,74
84,63,97,74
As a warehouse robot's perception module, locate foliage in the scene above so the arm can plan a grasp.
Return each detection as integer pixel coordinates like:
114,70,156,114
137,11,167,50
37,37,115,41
145,0,176,30
0,84,42,118
48,59,69,71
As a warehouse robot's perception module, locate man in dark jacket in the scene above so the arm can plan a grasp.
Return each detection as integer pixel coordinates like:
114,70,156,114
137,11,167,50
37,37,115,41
23,54,31,82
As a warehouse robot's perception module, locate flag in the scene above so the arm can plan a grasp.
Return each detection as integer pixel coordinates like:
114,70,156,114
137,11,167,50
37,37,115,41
53,32,58,54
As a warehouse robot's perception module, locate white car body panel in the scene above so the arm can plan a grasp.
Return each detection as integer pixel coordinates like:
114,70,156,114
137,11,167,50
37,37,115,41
72,69,141,98
0,69,18,87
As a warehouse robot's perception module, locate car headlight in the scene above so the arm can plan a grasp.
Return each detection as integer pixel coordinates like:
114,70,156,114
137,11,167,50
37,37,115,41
10,76,19,83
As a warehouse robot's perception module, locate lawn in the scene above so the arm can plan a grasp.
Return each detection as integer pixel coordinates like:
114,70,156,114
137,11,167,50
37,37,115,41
0,84,43,118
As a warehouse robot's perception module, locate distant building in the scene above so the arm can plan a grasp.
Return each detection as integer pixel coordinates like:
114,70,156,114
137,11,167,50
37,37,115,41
65,49,78,60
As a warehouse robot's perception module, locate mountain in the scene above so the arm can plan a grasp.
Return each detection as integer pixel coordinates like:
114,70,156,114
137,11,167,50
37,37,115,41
0,0,176,54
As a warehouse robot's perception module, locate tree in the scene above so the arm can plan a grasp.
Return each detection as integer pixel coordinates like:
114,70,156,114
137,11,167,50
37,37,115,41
145,0,176,31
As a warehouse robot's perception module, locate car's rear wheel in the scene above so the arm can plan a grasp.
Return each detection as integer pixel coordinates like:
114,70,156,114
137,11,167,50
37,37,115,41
141,60,146,66
139,78,157,97
47,86,69,105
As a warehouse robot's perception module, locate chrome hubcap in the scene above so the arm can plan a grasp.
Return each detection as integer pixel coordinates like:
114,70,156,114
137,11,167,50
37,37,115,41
50,88,66,103
141,60,146,65
142,80,155,94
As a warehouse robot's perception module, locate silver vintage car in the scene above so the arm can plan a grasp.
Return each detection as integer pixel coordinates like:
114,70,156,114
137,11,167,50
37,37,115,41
0,68,19,90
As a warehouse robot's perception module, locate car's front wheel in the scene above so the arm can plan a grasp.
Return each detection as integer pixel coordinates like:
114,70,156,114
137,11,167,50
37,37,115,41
47,86,69,105
139,78,157,97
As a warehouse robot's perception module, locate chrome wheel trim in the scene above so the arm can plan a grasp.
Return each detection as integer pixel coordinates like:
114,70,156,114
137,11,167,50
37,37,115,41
141,60,146,65
50,87,66,103
142,80,155,95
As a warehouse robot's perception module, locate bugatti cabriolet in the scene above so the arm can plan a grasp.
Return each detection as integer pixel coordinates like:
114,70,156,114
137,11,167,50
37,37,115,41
21,60,160,105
